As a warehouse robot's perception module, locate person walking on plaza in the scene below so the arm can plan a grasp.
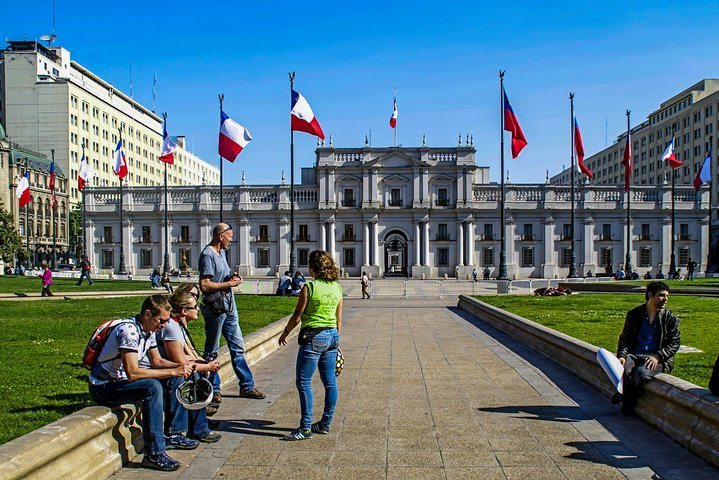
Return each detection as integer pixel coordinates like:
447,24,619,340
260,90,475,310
76,255,94,286
88,295,194,471
158,290,222,445
613,281,681,415
39,264,53,297
199,223,265,411
687,257,697,281
361,271,371,299
483,266,491,280
279,250,343,440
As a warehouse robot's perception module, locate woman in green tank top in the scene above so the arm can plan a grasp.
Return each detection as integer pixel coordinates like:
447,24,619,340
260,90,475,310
278,250,343,441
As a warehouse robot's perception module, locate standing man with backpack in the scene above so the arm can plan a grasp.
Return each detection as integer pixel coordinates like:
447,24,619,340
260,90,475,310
87,295,194,471
76,255,94,286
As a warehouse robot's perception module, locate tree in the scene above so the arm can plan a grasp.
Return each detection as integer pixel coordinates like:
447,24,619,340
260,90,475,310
69,204,83,259
0,205,26,263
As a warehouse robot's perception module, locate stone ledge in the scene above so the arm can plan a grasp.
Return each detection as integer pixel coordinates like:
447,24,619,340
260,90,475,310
0,314,294,480
457,295,719,468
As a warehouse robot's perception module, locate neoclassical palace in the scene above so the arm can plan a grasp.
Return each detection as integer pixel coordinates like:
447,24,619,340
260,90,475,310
84,145,713,278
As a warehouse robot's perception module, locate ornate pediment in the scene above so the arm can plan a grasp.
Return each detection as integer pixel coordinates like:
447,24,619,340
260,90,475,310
380,173,410,184
428,174,455,184
366,151,427,168
336,174,362,184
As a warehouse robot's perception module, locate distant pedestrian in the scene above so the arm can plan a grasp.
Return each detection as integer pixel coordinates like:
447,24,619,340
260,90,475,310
277,271,292,296
161,272,173,293
361,271,371,299
472,269,478,282
150,270,162,288
483,266,491,280
39,264,53,297
291,271,306,296
76,255,94,286
687,257,697,281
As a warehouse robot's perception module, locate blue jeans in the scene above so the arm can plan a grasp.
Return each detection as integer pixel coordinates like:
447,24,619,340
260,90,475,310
77,270,93,285
163,375,211,437
296,328,340,430
202,304,255,392
89,379,166,455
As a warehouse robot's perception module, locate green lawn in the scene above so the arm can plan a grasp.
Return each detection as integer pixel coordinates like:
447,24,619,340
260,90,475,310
0,294,297,445
476,294,719,388
0,276,156,293
621,278,719,290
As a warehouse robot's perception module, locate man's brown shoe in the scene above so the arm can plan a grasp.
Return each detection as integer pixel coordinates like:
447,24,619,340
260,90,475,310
239,388,266,399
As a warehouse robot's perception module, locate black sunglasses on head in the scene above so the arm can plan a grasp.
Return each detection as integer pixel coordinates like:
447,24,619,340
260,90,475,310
219,225,232,235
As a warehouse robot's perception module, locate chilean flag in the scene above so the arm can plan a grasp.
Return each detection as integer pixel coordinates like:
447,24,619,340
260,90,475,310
78,154,96,191
389,96,398,129
622,132,632,192
291,90,325,139
502,88,527,159
49,157,57,207
159,122,177,164
694,149,712,191
574,116,592,179
662,137,682,168
218,110,252,162
16,171,31,208
113,139,128,180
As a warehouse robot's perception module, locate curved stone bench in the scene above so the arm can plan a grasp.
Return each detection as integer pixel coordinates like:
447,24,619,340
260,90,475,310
457,294,719,468
0,315,294,480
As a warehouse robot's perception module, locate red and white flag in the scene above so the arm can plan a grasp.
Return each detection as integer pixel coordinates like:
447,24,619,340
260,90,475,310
389,96,398,128
218,110,252,162
78,154,96,191
113,140,128,180
662,137,682,168
291,89,325,139
694,149,712,191
159,122,177,164
574,116,592,178
16,171,31,207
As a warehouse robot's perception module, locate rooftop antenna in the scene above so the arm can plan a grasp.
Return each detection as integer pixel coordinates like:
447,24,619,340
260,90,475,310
152,73,157,112
129,62,134,99
39,0,57,46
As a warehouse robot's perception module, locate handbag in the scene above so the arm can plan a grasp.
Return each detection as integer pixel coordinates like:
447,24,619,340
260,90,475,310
335,348,344,377
202,289,230,314
297,327,331,345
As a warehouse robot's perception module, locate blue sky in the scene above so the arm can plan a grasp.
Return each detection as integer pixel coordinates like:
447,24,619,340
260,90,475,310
3,1,719,185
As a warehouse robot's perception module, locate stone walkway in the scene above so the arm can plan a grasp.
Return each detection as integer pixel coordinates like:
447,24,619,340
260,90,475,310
111,297,717,479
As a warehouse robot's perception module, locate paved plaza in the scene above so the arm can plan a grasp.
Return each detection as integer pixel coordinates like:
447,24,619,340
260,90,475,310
111,297,717,480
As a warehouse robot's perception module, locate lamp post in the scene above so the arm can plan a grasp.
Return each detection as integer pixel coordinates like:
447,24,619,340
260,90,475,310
568,93,578,278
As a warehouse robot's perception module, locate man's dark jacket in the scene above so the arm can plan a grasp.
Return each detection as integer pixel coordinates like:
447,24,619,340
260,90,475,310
617,304,681,373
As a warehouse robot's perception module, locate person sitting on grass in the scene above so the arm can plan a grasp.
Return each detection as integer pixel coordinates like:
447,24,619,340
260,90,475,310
88,295,194,471
158,290,222,445
161,271,173,293
150,270,162,288
612,281,681,415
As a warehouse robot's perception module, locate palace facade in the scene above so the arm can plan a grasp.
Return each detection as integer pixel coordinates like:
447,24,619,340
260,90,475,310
84,144,713,278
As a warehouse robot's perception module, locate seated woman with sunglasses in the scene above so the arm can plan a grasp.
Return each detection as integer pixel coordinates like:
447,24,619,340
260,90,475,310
157,290,223,448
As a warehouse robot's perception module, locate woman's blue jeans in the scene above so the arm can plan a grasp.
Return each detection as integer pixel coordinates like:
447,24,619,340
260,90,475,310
296,328,340,430
89,379,166,455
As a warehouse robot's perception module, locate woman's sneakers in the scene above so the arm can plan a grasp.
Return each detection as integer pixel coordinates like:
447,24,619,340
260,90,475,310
141,453,180,471
165,434,200,450
311,422,329,434
282,428,313,441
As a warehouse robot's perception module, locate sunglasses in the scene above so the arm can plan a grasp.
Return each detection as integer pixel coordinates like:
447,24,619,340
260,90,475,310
186,305,199,310
219,225,232,235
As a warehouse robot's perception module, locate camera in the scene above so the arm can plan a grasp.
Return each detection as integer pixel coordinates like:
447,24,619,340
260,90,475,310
203,351,219,362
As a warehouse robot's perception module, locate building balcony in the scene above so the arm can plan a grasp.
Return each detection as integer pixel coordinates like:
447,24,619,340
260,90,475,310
135,237,155,244
175,236,192,244
297,235,311,242
637,234,653,241
597,234,614,241
100,237,115,244
435,199,450,207
677,234,692,241
517,234,536,241
387,199,403,207
342,235,356,242
480,234,495,241
435,234,451,241
252,236,272,243
557,235,573,241
341,199,356,207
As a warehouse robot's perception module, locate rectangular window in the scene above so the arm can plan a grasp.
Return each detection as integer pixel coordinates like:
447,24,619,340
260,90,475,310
562,223,572,240
298,249,309,267
298,224,309,241
639,247,652,268
521,247,534,267
389,188,402,206
437,248,449,266
482,247,494,266
601,247,613,270
342,188,355,207
522,224,533,240
257,249,270,268
561,248,572,267
679,247,690,266
141,225,151,243
343,248,355,267
437,223,449,241
483,224,494,240
602,224,612,240
437,188,449,206
679,223,690,240
102,250,114,268
259,224,269,242
140,249,152,268
103,226,113,243
343,224,355,241
640,223,651,240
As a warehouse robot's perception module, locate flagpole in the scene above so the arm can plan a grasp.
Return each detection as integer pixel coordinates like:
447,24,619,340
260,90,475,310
568,93,578,278
25,157,30,270
498,70,508,280
162,113,171,275
81,143,87,259
668,128,677,277
393,87,397,147
117,127,127,275
289,71,296,273
707,176,714,274
625,110,633,276
218,95,224,223
51,149,57,271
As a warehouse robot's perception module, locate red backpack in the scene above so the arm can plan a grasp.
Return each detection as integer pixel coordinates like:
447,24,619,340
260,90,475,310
82,318,133,370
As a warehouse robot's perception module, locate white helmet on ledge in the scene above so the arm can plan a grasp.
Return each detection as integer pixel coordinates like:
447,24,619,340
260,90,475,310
175,377,213,410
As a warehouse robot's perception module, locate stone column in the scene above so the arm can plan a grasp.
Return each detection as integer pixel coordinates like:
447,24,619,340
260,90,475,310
329,221,336,261
363,222,370,266
320,223,327,251
372,221,379,266
414,222,421,266
457,221,464,266
467,221,475,266
423,222,430,266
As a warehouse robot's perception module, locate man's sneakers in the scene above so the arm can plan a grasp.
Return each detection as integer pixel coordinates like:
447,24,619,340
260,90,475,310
141,453,181,471
206,392,222,417
239,388,266,399
282,428,313,441
311,422,329,435
164,434,200,450
193,431,222,443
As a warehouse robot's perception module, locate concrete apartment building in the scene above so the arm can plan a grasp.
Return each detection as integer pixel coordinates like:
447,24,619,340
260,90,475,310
0,40,218,207
551,79,719,250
